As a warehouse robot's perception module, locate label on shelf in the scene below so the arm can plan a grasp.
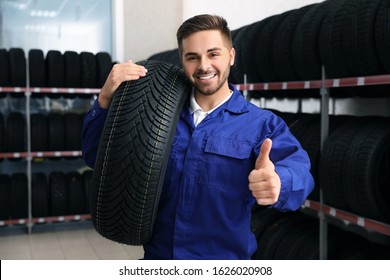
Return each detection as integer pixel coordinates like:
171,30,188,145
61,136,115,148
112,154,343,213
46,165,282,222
357,217,365,227
357,77,365,86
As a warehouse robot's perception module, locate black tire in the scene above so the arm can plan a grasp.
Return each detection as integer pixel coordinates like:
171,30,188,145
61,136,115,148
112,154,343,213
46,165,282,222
228,26,245,84
375,0,390,73
49,171,67,216
254,13,288,83
66,171,85,215
64,51,82,88
64,113,82,151
82,170,93,214
319,118,362,210
48,113,65,152
28,49,46,87
292,229,319,260
288,113,319,141
230,24,251,84
297,118,321,199
9,48,26,87
7,112,25,152
273,5,314,82
343,118,390,222
80,52,97,88
91,60,191,245
250,206,285,260
298,115,351,201
46,50,65,88
292,0,342,80
10,173,28,219
328,229,367,259
274,111,300,127
250,205,283,237
0,49,10,97
31,114,48,151
147,49,181,69
0,174,11,220
0,49,9,85
167,49,181,68
253,213,303,259
96,52,112,88
0,113,5,153
274,218,317,259
32,172,49,218
319,0,351,79
342,0,384,77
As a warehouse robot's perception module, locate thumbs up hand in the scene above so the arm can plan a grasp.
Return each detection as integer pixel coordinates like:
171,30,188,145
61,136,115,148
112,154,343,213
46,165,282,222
248,138,281,205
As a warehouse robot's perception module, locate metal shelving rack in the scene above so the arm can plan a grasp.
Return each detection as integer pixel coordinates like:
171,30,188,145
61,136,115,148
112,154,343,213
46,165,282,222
237,71,390,259
1,71,390,256
0,86,99,232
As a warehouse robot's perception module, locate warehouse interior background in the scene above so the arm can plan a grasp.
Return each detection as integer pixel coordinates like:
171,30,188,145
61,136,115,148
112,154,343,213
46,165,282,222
1,0,325,63
0,0,389,260
1,0,389,116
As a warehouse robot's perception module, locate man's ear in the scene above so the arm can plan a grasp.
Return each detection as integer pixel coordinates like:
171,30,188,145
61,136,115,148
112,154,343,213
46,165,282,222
230,47,236,66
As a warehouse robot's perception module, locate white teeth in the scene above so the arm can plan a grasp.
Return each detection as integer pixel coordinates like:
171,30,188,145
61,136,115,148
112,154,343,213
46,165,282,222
198,74,215,80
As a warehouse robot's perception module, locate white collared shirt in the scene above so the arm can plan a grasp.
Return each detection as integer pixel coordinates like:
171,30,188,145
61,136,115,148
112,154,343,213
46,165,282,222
189,90,233,127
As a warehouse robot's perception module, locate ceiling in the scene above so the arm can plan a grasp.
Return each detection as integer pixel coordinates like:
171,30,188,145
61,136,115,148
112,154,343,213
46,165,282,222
0,0,108,32
0,0,112,54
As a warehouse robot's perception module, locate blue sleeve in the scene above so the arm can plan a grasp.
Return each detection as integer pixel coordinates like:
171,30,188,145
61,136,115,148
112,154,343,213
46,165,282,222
81,99,108,168
259,113,315,211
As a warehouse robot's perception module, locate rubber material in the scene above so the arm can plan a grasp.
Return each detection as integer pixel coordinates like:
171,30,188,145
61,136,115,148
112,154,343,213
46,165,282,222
91,60,191,245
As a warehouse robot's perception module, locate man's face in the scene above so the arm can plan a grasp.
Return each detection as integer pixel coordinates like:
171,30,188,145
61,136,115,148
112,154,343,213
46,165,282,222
180,30,235,97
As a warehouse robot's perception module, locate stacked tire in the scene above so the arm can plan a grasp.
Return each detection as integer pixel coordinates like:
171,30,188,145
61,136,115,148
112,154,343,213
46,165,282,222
251,206,390,260
0,48,108,223
149,0,390,98
0,112,84,153
0,170,93,220
0,48,112,98
274,111,390,223
319,117,390,222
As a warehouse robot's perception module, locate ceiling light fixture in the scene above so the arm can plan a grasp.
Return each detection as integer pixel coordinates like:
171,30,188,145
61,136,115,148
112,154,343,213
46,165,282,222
25,24,47,31
30,10,57,18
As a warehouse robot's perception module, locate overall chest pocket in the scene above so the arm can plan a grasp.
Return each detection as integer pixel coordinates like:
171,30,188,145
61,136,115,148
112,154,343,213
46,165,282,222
199,137,253,190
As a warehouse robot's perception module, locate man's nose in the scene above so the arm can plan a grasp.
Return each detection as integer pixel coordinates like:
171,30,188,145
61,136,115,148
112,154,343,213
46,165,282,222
198,57,211,71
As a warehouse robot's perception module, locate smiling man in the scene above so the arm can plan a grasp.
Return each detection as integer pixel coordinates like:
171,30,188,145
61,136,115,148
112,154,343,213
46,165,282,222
181,28,234,100
82,14,314,259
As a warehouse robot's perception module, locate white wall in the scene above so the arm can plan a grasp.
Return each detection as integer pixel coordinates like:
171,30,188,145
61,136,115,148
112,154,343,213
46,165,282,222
122,0,325,62
123,0,182,62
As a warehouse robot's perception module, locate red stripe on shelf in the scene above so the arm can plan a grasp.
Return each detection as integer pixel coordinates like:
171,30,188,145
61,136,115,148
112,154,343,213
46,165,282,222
234,74,390,91
303,200,390,236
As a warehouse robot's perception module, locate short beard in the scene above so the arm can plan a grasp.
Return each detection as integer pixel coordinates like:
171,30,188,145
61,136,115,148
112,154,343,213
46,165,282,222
194,79,225,96
192,66,231,96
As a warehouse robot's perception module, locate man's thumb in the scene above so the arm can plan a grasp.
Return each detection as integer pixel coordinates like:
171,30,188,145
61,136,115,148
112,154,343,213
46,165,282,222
255,138,272,169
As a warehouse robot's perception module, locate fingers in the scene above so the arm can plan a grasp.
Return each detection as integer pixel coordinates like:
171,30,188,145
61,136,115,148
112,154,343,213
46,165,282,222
98,60,148,109
114,60,148,82
249,139,280,205
124,60,148,77
255,138,272,169
256,197,278,206
105,61,147,90
249,181,280,205
248,174,279,193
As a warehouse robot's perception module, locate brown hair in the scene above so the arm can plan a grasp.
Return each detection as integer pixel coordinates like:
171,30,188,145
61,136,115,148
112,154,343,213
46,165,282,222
176,14,233,55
